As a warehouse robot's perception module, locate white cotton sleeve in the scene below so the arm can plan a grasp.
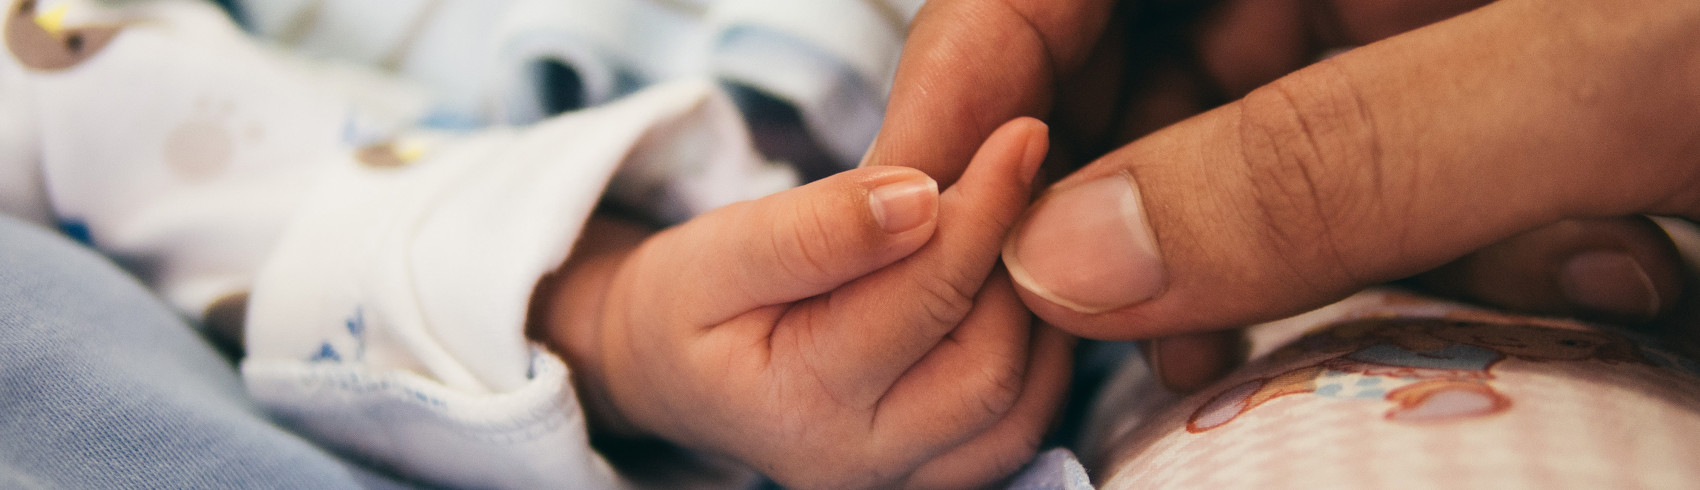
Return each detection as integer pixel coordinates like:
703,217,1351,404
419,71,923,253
243,81,774,490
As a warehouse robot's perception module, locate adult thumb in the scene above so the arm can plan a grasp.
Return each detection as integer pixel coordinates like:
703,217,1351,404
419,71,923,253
1002,0,1700,340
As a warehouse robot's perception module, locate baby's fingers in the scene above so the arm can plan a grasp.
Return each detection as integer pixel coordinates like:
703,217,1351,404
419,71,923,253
780,118,1048,406
628,166,939,330
897,313,1076,489
870,273,1032,457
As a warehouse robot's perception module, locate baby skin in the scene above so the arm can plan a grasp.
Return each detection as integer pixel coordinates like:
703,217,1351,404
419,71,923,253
529,119,1073,489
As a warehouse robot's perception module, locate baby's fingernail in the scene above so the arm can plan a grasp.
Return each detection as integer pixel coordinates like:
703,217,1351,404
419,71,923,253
869,176,939,234
1559,250,1660,319
1004,171,1164,314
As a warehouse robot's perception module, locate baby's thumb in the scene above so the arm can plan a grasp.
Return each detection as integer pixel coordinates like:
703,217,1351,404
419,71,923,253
635,166,939,328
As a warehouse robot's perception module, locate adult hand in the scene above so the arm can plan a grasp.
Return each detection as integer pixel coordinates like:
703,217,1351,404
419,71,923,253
866,0,1700,391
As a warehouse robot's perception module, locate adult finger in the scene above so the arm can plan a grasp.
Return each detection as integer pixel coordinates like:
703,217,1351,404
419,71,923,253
1192,0,1495,98
1003,0,1700,340
1416,217,1685,324
1155,218,1686,390
781,118,1047,405
627,165,938,329
1325,0,1500,46
863,0,1116,186
1651,219,1700,357
899,322,1075,489
1145,330,1243,394
1056,0,1499,163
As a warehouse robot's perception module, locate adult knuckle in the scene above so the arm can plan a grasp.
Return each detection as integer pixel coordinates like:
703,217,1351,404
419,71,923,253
1234,61,1389,286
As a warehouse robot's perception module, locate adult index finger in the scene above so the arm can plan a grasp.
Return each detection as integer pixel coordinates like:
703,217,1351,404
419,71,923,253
863,0,1116,186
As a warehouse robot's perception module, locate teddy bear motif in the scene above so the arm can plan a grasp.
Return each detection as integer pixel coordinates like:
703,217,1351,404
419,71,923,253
1187,317,1654,432
160,97,275,181
5,0,121,72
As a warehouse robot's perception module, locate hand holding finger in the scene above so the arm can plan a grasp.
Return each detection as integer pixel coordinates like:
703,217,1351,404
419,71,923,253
865,0,1115,185
780,117,1048,407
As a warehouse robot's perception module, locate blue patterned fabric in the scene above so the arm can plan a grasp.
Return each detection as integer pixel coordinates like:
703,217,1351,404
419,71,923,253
0,215,412,489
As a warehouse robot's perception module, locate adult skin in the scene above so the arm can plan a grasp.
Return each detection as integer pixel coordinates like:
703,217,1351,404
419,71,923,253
864,0,1700,391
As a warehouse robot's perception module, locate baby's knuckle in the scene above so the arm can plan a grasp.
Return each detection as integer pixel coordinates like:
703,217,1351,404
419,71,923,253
969,360,1023,418
914,274,978,328
775,201,846,286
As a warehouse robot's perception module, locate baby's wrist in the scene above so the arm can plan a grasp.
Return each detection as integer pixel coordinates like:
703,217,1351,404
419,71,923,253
527,216,652,438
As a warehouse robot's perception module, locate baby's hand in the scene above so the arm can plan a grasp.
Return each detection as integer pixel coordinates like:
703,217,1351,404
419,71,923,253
532,119,1072,488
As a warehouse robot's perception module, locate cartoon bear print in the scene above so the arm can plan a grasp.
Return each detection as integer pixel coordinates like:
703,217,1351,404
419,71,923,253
5,0,120,72
1187,317,1652,432
162,97,270,181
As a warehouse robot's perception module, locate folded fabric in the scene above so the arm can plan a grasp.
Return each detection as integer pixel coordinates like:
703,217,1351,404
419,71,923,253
235,0,921,168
